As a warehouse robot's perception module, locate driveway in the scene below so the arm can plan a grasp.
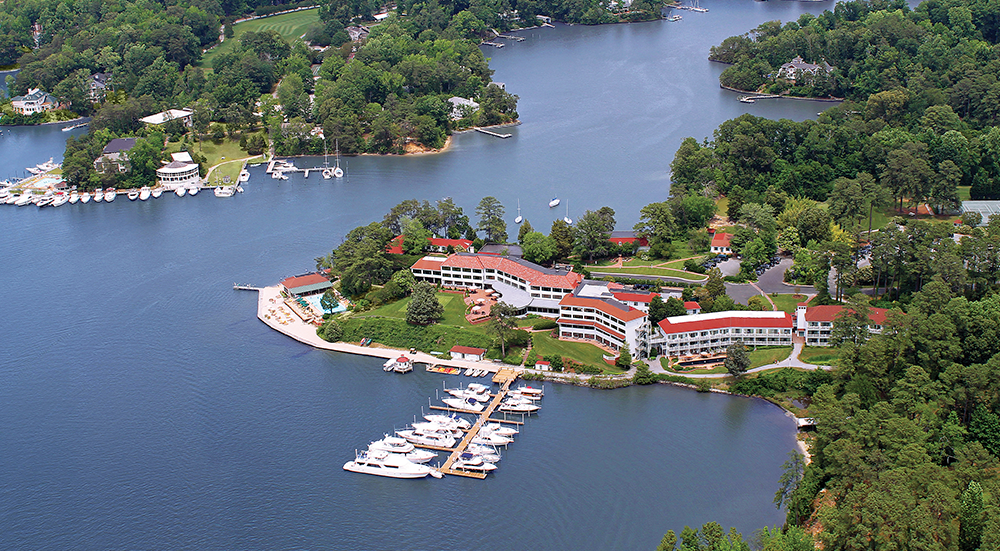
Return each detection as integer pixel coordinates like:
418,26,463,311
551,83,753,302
756,257,816,295
717,257,741,277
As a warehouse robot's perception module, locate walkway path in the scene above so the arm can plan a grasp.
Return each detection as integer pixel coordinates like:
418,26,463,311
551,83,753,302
204,154,264,182
644,342,832,379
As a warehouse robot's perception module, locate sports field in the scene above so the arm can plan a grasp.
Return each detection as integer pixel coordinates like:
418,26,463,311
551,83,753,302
200,8,320,67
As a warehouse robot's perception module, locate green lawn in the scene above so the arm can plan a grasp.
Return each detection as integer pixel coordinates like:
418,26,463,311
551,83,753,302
716,195,729,217
770,293,808,314
594,266,707,281
359,291,472,327
748,346,793,368
660,357,730,374
167,138,255,184
798,346,840,366
958,186,971,202
200,8,321,67
531,332,622,373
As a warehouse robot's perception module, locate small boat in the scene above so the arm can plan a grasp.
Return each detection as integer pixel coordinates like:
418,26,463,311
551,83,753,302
151,188,162,198
343,449,443,479
498,399,540,413
451,452,497,472
382,358,395,372
667,14,682,21
445,387,490,403
127,189,139,201
93,188,104,202
175,187,187,197
51,193,69,207
516,385,544,398
188,185,199,196
35,195,54,207
104,189,116,202
368,435,415,454
415,417,467,431
739,95,756,104
442,397,485,412
423,414,471,430
214,186,235,198
333,139,344,178
564,201,572,225
15,194,34,206
471,429,513,446
548,197,560,208
395,429,457,448
515,198,523,224
4,194,17,205
411,422,462,437
483,422,519,437
466,444,502,463
80,192,91,203
238,170,250,182
139,187,151,201
322,167,333,179
68,192,79,204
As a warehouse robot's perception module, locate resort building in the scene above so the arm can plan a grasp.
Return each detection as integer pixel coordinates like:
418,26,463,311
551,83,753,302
94,138,137,174
155,152,200,189
777,56,834,82
386,235,474,255
651,310,794,358
410,252,583,317
710,232,732,254
281,273,332,297
795,304,890,346
11,88,59,115
139,108,194,127
608,230,649,250
450,345,486,361
557,281,650,354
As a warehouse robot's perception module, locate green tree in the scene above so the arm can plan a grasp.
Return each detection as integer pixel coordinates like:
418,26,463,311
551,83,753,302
656,530,678,551
705,268,725,299
489,301,517,357
665,297,687,317
616,345,632,369
960,481,984,551
550,219,575,259
773,450,805,509
830,294,872,346
476,196,507,242
521,232,557,265
333,222,393,296
517,219,534,244
406,282,443,325
401,218,432,254
574,209,615,262
724,341,750,377
319,319,343,341
320,288,340,314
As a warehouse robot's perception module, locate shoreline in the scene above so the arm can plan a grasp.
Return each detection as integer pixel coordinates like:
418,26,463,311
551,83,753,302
2,115,90,128
719,83,845,103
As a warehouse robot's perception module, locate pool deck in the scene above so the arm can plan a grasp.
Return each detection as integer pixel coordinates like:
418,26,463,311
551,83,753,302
256,285,521,373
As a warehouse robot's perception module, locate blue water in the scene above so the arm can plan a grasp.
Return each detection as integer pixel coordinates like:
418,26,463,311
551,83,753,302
0,3,841,548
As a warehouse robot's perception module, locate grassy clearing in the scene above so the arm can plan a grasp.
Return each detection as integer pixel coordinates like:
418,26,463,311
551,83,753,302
958,186,971,201
798,346,840,366
167,138,253,184
200,9,321,67
595,266,706,280
770,293,807,314
716,195,729,217
359,292,473,328
748,346,793,368
531,332,622,373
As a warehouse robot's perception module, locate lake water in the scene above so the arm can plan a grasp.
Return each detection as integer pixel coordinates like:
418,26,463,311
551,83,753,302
0,3,836,548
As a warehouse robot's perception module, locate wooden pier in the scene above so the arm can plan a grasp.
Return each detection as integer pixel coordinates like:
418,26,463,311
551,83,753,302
497,34,525,41
233,283,260,291
481,41,504,48
475,128,512,139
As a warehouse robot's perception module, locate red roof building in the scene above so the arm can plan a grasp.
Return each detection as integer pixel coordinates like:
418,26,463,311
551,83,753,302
656,311,793,357
387,235,474,255
609,230,649,248
684,301,701,314
449,345,486,361
796,304,892,346
558,282,650,353
710,232,732,254
281,273,332,295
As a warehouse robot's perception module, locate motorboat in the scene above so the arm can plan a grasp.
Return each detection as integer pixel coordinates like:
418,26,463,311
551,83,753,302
548,197,560,208
175,187,187,197
235,185,243,193
214,185,235,198
471,429,513,446
515,385,544,398
127,189,139,201
416,416,467,431
445,387,490,403
15,193,34,206
442,397,485,413
451,452,497,472
139,187,151,201
739,95,756,104
151,188,163,198
51,193,69,207
515,198,522,224
188,185,199,196
238,169,250,182
507,389,541,401
80,192,91,203
666,14,682,21
382,358,395,372
466,444,502,463
411,422,462,437
483,422,518,437
68,191,79,204
395,429,456,448
423,414,471,430
104,189,116,202
498,399,540,413
35,195,54,207
368,435,415,454
6,194,20,205
343,449,443,479
93,188,104,202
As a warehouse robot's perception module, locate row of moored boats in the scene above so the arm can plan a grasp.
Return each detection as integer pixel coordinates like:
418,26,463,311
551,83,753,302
343,382,544,479
0,184,244,207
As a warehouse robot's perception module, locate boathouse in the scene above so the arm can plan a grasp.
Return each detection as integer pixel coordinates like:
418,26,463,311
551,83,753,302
281,273,332,297
450,345,487,361
155,152,200,190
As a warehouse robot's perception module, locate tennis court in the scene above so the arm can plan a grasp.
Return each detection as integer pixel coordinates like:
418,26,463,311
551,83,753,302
961,201,1000,225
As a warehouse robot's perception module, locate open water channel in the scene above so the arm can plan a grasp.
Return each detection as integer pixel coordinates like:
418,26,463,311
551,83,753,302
1,1,838,548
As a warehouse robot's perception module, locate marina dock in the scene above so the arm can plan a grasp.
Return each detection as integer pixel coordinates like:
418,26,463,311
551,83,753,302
475,128,512,139
437,370,521,479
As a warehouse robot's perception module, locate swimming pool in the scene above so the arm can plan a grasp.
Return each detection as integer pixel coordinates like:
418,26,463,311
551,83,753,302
34,176,65,188
302,293,346,314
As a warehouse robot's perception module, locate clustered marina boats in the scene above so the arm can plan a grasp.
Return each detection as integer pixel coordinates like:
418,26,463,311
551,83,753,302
2,183,241,208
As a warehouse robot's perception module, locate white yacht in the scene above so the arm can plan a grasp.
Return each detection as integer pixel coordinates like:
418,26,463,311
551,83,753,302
333,139,344,178
442,397,485,413
548,197,560,208
15,193,34,206
214,185,235,198
515,198,523,224
417,416,468,431
368,440,438,464
411,422,462,437
238,169,250,182
395,429,456,449
104,189,116,202
451,452,497,472
466,444,502,463
343,449,443,479
139,187,151,201
35,195,54,207
151,188,163,198
471,429,513,446
93,188,103,202
80,192,91,203
498,399,540,413
127,189,139,201
51,193,69,207
369,435,415,454
444,387,490,403
564,201,572,225
515,385,544,398
187,185,199,196
483,422,518,437
423,414,471,430
175,187,187,197
68,191,79,204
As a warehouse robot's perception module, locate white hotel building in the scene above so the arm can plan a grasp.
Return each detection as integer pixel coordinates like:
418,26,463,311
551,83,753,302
651,310,795,357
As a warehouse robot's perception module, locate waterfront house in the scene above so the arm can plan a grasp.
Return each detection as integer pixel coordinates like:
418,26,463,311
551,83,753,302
710,232,732,254
280,273,332,297
533,360,551,371
10,88,59,115
777,56,834,82
795,303,889,346
94,138,138,174
155,152,200,190
450,345,487,361
448,97,479,120
139,108,194,127
89,73,110,101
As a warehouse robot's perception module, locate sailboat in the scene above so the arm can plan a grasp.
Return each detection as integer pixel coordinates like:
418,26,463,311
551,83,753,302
515,199,523,224
322,138,333,179
548,197,560,208
563,201,572,225
333,139,344,178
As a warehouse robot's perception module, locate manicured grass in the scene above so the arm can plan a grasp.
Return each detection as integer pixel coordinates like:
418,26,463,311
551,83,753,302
798,346,840,366
594,266,706,280
531,332,621,373
359,291,472,328
958,186,971,202
661,357,729,374
748,346,793,369
770,293,807,314
200,8,321,67
167,138,255,185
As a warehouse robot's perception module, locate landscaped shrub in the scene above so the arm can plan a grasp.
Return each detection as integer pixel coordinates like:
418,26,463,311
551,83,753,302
544,354,564,372
532,319,558,330
524,350,539,367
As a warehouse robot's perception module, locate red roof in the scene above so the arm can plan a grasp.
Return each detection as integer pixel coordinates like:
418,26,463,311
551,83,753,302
450,345,486,355
281,273,330,289
557,318,626,340
658,312,793,334
429,237,473,250
804,305,890,325
412,257,447,271
442,254,584,289
559,294,647,322
535,360,550,365
609,236,649,246
711,232,732,248
684,301,701,310
612,291,655,304
397,356,409,362
386,235,404,254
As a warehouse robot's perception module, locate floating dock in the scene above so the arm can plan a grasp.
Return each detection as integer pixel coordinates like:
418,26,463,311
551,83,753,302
475,128,512,139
